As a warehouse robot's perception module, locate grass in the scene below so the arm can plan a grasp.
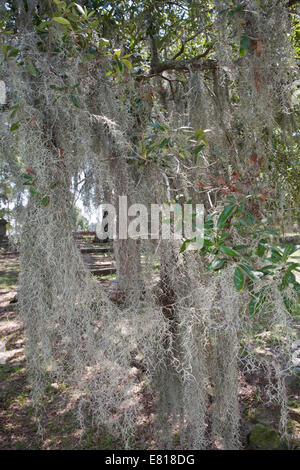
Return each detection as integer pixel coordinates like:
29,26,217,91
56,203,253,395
0,347,123,449
93,272,116,280
0,260,19,290
0,272,18,290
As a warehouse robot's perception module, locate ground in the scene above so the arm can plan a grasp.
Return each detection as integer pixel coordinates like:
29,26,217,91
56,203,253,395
0,251,124,449
0,247,299,450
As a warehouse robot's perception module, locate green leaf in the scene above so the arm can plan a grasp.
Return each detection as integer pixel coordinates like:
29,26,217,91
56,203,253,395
10,122,20,132
282,244,298,262
286,262,300,271
234,266,245,291
249,296,258,316
180,239,191,253
99,37,110,47
36,20,50,32
194,129,206,140
249,289,266,316
71,94,79,107
204,222,214,232
28,60,37,77
21,173,32,180
270,247,283,262
121,59,133,70
159,138,168,148
149,122,165,131
233,244,247,251
257,239,267,257
211,149,226,160
281,271,296,289
240,35,250,57
10,105,20,119
259,264,276,275
293,282,300,294
52,17,71,25
75,3,86,15
29,187,40,197
206,258,226,271
239,264,261,281
37,195,50,207
114,49,121,58
219,246,241,257
262,230,279,236
8,48,20,58
217,204,236,230
283,295,293,313
203,238,214,248
194,144,205,163
115,57,123,71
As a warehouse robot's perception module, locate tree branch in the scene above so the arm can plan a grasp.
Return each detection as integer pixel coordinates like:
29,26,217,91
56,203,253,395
172,25,213,61
149,57,217,76
149,34,160,69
